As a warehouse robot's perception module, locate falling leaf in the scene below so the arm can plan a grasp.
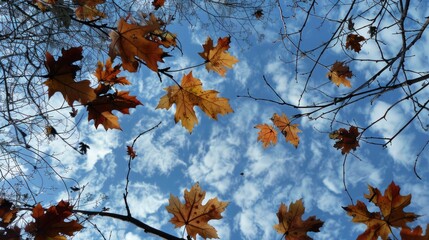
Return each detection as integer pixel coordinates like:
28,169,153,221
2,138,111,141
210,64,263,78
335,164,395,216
198,36,239,77
25,201,83,240
86,91,142,130
330,126,359,154
343,182,419,240
44,47,96,106
152,0,165,10
401,225,429,240
327,61,352,88
156,71,233,132
346,34,365,53
273,199,324,240
271,113,301,148
166,183,229,239
127,145,136,159
255,124,278,148
109,18,165,72
74,0,106,20
0,199,17,227
94,58,131,86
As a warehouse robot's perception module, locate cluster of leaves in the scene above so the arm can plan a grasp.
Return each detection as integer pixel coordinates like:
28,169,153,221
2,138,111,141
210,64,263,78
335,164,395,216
255,113,301,148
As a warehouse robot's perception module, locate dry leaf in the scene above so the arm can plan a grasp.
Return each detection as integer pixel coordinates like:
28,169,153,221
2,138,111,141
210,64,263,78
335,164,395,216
330,126,359,154
346,34,365,53
0,198,17,227
198,36,238,77
273,199,324,240
74,0,106,20
127,145,136,159
327,61,352,88
166,183,229,239
94,58,131,86
255,124,278,148
156,71,233,132
401,225,429,240
152,0,165,10
271,113,301,148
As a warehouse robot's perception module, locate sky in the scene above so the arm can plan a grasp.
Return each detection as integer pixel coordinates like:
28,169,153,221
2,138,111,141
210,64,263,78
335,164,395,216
3,1,429,240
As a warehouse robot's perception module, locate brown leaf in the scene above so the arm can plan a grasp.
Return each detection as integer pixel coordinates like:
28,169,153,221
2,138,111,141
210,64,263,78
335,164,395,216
331,126,359,154
0,199,17,227
152,0,165,10
25,201,83,240
271,113,301,148
127,145,136,159
198,36,238,77
401,225,429,240
156,71,233,132
94,58,131,86
346,34,365,53
44,47,96,106
327,61,352,88
109,18,165,72
273,199,324,240
74,0,106,20
166,183,229,239
255,124,278,148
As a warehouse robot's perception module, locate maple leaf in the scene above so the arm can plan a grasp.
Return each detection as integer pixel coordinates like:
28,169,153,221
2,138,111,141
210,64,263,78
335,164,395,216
25,200,83,240
166,183,229,239
198,36,239,77
255,124,278,148
0,199,17,227
94,58,131,86
86,91,142,130
152,0,165,10
344,182,419,240
330,126,360,154
109,18,165,72
271,113,301,148
273,199,324,240
127,145,136,159
346,34,365,53
327,61,352,88
74,0,106,20
401,225,429,240
44,47,96,106
156,71,233,132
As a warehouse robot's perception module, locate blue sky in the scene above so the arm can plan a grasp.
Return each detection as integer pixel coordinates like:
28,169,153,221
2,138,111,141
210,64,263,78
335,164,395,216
5,1,429,239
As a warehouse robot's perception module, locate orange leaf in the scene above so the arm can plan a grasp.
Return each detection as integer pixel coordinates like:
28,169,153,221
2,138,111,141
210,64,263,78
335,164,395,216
255,124,278,148
166,183,229,239
44,47,96,106
86,91,142,130
401,225,429,240
273,199,324,240
327,61,352,88
330,126,360,154
25,201,83,240
75,0,106,20
271,113,301,148
0,198,17,227
94,58,131,86
109,18,165,72
152,0,165,10
199,36,238,77
156,71,233,132
346,34,365,53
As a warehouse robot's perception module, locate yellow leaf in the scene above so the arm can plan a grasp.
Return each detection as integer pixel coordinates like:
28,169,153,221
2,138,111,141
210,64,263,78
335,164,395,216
327,61,352,88
166,183,229,239
199,36,238,77
271,113,301,148
156,71,233,132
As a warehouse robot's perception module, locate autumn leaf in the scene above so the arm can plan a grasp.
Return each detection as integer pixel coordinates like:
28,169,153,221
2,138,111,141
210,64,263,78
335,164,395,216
273,199,324,240
0,225,21,240
346,34,365,53
74,0,106,20
25,200,83,240
44,47,96,106
86,91,142,130
166,183,229,239
94,58,131,86
199,36,239,77
255,124,278,148
156,71,233,132
152,0,165,9
0,198,17,227
271,113,301,148
343,182,419,240
127,145,136,159
401,225,429,240
327,61,352,88
109,18,165,72
330,126,359,154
